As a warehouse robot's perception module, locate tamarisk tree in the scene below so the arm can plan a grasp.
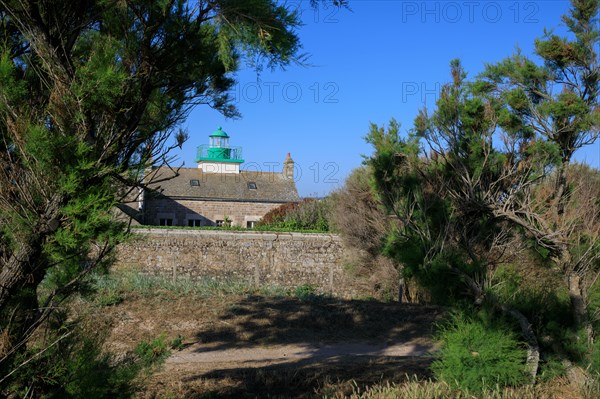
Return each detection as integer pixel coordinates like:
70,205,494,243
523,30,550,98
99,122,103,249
476,0,599,349
0,0,319,393
367,0,598,381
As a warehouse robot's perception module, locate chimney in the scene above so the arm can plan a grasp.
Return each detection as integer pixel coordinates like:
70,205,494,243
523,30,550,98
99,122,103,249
283,153,294,180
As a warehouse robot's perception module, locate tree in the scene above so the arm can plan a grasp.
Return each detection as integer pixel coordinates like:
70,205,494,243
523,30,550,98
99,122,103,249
367,0,598,383
330,166,407,302
476,0,599,350
0,0,322,394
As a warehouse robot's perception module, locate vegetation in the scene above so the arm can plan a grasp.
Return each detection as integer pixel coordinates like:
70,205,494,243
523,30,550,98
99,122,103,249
90,270,288,300
431,312,528,393
71,270,446,399
365,0,599,391
326,377,587,399
329,166,407,302
0,0,596,396
48,270,593,398
0,0,333,395
258,198,333,232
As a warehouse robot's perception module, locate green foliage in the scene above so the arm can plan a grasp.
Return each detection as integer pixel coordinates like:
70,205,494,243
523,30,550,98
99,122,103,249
592,339,600,375
170,335,185,351
258,198,332,232
366,0,600,383
432,312,528,393
96,290,125,307
4,321,143,399
488,264,592,364
134,333,171,370
0,0,313,395
88,270,294,300
294,284,318,300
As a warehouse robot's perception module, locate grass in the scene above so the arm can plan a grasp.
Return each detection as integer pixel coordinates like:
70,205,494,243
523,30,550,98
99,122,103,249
89,271,291,302
79,271,597,399
431,312,527,393
323,376,581,399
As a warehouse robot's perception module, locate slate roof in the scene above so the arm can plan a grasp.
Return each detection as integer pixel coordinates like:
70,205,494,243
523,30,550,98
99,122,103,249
146,167,300,203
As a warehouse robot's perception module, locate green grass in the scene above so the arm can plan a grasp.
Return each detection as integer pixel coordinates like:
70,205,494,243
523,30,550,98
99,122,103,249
88,271,306,304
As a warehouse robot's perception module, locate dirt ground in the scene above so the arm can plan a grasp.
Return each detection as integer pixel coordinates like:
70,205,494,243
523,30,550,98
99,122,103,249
91,290,445,398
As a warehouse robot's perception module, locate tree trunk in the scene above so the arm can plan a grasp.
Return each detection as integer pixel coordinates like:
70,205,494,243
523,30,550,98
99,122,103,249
0,196,63,339
0,241,44,311
499,305,540,383
554,158,569,217
568,273,594,348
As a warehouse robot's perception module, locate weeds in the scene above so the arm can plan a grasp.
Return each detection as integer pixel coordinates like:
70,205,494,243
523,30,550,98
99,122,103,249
88,271,332,305
134,333,171,370
324,377,567,399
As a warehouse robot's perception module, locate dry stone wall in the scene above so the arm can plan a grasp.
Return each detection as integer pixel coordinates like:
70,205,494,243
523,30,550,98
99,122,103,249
114,228,356,296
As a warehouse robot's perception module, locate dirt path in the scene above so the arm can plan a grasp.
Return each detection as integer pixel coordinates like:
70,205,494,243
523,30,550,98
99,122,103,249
99,293,445,398
166,340,437,370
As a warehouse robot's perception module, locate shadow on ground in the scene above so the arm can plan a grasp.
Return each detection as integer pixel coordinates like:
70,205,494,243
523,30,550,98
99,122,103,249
194,295,444,350
145,295,445,399
181,357,435,399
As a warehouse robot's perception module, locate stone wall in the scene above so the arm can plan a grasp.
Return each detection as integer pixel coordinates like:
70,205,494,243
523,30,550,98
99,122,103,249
114,228,357,297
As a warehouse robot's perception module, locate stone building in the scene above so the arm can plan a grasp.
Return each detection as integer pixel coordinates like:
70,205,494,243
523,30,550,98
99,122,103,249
127,127,300,228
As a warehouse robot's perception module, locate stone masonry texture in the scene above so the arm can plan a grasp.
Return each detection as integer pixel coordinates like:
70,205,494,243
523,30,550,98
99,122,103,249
114,229,360,297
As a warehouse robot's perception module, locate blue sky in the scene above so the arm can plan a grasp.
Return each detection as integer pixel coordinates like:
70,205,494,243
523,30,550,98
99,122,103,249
174,0,597,197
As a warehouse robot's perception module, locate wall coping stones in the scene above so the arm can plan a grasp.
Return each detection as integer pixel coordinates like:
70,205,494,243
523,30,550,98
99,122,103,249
130,228,342,242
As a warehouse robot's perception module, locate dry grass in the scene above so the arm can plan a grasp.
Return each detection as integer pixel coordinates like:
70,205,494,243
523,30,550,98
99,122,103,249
0,328,10,358
326,376,582,399
73,273,595,399
75,273,444,398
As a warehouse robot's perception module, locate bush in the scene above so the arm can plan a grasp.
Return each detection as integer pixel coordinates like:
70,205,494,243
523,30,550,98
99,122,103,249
258,198,332,231
432,312,528,393
2,320,141,398
134,333,171,369
294,284,318,300
330,167,412,302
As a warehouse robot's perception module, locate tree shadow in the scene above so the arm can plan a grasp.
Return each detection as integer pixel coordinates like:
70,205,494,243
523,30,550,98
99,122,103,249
181,356,435,399
194,295,444,351
164,296,445,398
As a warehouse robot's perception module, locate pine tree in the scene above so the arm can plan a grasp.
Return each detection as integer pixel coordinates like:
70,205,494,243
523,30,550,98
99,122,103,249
0,0,315,394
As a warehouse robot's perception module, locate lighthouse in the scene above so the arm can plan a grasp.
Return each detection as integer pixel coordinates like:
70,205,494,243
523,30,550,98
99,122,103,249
195,127,244,174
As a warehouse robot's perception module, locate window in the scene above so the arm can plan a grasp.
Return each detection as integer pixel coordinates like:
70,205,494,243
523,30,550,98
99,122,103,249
188,219,202,227
159,218,173,226
215,220,224,227
247,182,257,190
190,179,200,187
246,221,256,229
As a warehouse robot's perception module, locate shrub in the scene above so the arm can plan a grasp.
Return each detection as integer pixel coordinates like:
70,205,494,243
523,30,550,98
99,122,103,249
258,198,332,231
294,284,318,300
134,333,171,369
330,167,413,302
2,320,141,398
432,312,527,393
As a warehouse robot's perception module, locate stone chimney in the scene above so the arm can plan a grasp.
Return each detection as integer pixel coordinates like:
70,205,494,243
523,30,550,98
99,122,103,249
283,153,294,180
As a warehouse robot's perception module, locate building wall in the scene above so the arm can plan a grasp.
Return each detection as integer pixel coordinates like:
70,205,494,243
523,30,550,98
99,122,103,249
197,161,240,174
144,198,285,227
114,229,362,297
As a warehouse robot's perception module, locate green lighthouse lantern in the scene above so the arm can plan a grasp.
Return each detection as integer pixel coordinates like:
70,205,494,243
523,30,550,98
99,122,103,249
196,127,244,173
208,127,231,160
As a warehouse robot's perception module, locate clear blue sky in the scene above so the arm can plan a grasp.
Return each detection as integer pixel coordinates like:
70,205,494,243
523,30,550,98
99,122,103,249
174,0,597,197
